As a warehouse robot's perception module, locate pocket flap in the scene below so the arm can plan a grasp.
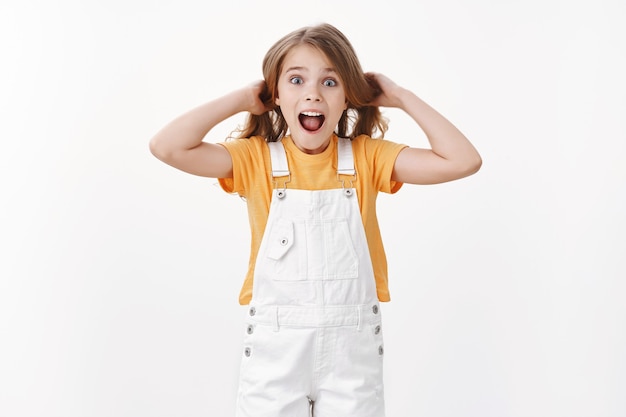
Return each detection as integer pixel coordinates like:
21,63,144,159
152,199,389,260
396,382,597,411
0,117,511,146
266,219,294,260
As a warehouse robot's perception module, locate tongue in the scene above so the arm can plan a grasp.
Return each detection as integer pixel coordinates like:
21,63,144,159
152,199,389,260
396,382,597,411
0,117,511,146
300,115,323,131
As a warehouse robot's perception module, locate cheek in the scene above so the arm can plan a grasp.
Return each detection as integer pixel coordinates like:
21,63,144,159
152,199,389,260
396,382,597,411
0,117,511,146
334,95,348,111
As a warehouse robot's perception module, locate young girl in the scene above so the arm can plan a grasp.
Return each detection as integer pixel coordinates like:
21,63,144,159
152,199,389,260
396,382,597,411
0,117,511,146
150,23,481,417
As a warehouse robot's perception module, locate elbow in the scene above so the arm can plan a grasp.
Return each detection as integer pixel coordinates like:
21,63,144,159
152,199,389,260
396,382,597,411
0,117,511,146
454,152,482,180
469,153,482,175
148,137,159,157
149,136,172,162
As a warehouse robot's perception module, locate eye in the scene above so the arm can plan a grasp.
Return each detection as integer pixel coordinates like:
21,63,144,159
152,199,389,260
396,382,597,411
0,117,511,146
323,78,337,87
289,76,303,85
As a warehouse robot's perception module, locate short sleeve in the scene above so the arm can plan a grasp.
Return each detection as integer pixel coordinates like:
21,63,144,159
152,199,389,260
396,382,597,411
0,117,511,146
217,136,269,196
354,135,408,194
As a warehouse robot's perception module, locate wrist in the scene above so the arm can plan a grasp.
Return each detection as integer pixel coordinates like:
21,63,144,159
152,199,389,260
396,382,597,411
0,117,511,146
395,87,416,109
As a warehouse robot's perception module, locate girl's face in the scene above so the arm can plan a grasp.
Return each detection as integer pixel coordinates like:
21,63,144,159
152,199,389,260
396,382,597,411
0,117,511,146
275,44,347,154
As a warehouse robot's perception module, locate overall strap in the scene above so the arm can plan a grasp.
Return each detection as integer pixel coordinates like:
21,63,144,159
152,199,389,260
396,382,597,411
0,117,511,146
336,137,355,176
268,140,289,178
268,137,355,181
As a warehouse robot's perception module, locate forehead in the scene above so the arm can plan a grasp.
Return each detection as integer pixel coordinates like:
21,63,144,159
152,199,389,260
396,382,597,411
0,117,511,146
281,44,334,73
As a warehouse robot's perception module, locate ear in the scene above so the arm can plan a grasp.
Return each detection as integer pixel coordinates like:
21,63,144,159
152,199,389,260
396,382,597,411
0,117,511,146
275,96,280,106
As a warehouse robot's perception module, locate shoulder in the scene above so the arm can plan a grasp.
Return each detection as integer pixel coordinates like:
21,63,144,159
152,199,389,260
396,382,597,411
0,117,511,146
221,135,268,153
351,134,407,159
220,136,271,165
218,136,271,194
351,135,407,193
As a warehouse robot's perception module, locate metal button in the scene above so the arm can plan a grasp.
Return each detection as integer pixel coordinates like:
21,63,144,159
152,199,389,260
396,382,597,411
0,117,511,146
244,347,251,357
378,345,384,355
280,238,288,246
246,325,254,334
374,325,381,335
277,190,286,199
372,305,379,314
344,189,353,197
249,307,256,316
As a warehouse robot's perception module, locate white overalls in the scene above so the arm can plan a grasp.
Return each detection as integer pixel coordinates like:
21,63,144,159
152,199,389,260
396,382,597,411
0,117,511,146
236,138,386,417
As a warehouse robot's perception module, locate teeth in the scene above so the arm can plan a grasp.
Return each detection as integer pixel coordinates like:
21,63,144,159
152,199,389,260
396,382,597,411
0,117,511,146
301,111,322,117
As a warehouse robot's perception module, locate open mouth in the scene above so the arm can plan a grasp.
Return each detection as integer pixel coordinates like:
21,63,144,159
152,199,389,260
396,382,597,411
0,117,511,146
299,111,325,132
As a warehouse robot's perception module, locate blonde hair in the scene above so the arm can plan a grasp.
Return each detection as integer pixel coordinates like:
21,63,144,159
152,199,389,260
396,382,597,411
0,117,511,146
234,23,388,141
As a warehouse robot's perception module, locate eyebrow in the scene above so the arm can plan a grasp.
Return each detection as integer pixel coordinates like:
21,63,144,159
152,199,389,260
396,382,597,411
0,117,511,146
284,66,337,74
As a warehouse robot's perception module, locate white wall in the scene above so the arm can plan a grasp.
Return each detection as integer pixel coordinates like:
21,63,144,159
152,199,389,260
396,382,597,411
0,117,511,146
1,0,624,416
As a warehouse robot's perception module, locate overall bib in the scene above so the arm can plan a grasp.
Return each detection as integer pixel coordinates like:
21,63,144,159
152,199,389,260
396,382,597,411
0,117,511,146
236,138,385,417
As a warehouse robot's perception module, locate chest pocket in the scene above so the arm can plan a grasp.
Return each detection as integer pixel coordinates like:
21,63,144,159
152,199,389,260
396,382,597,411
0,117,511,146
264,217,359,281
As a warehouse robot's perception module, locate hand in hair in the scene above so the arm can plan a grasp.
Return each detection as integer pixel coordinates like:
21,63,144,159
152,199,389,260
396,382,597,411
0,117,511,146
245,80,273,115
364,72,404,109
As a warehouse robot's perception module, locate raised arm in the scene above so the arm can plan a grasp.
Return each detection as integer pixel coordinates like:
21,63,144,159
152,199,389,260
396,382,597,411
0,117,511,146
149,81,270,178
367,73,482,185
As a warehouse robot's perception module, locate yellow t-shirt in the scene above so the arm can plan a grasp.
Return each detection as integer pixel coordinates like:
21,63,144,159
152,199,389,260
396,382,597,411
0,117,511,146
219,134,407,305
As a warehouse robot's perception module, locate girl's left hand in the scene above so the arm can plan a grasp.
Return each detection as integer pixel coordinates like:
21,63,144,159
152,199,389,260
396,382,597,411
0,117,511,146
365,72,405,108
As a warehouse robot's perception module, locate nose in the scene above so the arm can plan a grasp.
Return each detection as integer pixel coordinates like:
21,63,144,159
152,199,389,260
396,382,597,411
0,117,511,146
305,84,322,102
